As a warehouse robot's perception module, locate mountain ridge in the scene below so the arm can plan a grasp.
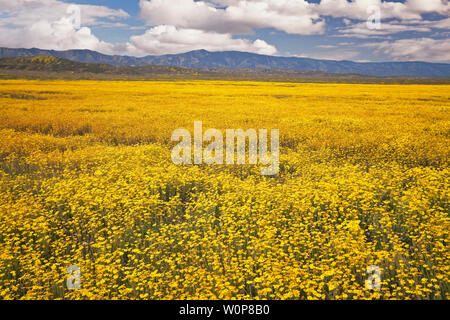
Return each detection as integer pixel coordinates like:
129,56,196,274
0,47,450,78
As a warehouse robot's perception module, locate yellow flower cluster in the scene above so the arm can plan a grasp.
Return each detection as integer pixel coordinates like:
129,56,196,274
0,80,448,300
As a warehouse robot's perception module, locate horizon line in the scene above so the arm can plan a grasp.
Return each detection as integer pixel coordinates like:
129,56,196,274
1,46,449,65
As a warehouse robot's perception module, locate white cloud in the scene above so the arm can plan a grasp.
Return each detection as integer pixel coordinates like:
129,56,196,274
406,0,449,15
364,37,450,62
223,0,325,35
135,0,449,55
139,0,325,35
316,45,338,49
0,0,129,27
21,19,113,52
336,21,433,38
125,25,277,55
297,50,361,61
0,0,449,59
0,0,128,52
139,0,449,35
139,0,248,34
317,0,449,21
417,17,450,30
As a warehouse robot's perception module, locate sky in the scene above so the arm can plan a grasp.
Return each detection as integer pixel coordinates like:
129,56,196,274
0,0,448,62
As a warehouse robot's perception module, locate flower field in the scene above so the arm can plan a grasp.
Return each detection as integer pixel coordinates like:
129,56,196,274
0,80,448,299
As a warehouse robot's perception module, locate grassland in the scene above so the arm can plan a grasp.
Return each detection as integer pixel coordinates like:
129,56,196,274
0,80,448,300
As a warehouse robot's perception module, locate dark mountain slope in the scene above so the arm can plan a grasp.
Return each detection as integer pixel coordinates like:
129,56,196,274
0,56,201,76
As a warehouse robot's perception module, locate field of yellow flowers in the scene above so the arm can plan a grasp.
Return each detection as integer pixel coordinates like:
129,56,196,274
0,80,448,300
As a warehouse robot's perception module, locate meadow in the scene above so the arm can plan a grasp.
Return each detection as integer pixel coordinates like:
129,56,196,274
0,80,448,300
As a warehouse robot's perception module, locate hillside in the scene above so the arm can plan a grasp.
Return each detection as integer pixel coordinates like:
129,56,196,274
0,56,200,76
1,47,450,78
143,50,450,78
1,56,449,84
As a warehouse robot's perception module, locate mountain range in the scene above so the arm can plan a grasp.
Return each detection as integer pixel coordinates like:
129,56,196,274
1,56,382,83
0,47,449,78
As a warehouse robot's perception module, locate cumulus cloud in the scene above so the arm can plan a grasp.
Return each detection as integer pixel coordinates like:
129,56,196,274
125,25,277,55
317,0,449,21
0,0,128,52
139,0,325,35
0,0,449,59
406,0,449,16
135,0,449,55
139,0,449,35
0,0,280,55
0,0,129,27
1,18,114,53
139,0,248,34
364,37,450,62
223,0,325,35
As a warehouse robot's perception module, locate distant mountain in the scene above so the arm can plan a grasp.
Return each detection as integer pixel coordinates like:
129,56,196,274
2,56,449,84
0,56,364,81
1,47,450,78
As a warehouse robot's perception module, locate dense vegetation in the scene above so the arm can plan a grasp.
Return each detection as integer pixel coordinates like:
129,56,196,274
0,80,448,299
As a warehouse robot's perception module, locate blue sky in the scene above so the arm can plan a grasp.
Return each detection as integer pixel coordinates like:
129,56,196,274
0,0,449,62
